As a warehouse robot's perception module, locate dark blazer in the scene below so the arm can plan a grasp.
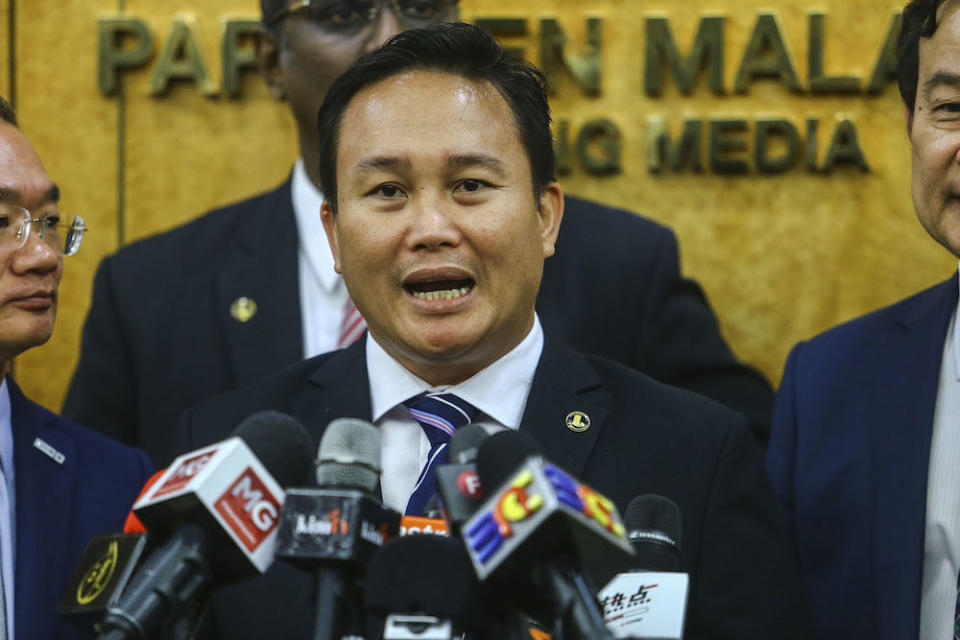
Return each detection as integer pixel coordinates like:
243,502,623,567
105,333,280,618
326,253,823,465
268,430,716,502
63,180,773,464
7,378,152,640
171,336,810,640
766,274,958,640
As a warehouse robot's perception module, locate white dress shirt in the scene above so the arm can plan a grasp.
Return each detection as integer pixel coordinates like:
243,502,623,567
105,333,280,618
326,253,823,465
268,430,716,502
366,316,545,513
0,379,14,639
919,267,960,640
291,159,351,358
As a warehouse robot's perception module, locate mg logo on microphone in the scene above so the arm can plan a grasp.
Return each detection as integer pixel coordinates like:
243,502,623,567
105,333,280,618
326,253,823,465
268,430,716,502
215,467,282,552
153,449,217,498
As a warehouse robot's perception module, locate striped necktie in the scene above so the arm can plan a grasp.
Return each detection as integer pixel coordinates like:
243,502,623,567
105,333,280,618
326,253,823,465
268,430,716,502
337,297,366,349
403,393,479,516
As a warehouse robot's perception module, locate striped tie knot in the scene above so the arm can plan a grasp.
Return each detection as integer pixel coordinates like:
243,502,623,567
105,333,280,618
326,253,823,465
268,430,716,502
403,392,479,515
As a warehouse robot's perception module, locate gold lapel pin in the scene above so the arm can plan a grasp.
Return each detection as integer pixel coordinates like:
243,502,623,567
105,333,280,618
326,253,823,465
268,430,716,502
230,296,258,323
565,410,591,433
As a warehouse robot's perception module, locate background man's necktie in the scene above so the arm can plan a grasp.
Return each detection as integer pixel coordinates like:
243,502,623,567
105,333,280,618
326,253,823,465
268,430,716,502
337,297,366,349
403,393,479,516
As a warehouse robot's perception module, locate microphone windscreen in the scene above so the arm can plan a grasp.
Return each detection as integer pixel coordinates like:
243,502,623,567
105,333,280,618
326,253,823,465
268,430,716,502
448,424,489,464
364,535,486,628
233,411,313,488
124,468,167,533
475,429,542,493
316,418,381,492
624,494,682,571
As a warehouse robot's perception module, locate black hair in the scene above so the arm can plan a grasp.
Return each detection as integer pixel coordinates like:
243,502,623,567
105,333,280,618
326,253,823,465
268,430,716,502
898,0,944,111
316,22,555,212
0,96,17,127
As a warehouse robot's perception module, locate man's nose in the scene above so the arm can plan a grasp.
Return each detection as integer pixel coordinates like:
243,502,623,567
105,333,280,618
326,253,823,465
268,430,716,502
12,233,59,274
363,2,404,54
407,191,461,250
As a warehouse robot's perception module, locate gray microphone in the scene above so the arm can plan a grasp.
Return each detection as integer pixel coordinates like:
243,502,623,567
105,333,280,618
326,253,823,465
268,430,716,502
275,418,401,640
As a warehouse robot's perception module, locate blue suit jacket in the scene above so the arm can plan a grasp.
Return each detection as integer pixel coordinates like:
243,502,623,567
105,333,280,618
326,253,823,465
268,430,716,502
767,274,958,640
8,379,152,640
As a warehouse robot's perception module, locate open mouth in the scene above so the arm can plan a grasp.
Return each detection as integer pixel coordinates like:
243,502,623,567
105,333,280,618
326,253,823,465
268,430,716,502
405,278,475,301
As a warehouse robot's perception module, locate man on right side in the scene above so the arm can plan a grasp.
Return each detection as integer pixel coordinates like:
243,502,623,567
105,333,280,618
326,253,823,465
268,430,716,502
767,1,960,637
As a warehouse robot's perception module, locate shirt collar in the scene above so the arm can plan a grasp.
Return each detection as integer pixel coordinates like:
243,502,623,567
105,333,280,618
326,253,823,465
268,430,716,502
367,315,545,429
291,159,339,293
0,378,12,477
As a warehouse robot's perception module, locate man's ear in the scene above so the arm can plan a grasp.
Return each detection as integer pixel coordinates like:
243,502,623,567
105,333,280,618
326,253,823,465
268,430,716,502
254,27,286,100
904,102,914,139
537,181,564,259
321,200,343,274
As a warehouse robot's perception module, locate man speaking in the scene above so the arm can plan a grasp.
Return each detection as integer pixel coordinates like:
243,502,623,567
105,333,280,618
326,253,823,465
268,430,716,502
173,23,810,639
65,0,774,466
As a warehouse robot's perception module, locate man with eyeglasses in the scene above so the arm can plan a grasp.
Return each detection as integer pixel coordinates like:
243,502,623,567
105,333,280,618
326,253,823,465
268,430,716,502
63,0,775,465
0,97,152,640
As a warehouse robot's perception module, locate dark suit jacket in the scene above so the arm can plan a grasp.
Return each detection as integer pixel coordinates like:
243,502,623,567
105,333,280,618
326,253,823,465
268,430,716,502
63,180,773,464
171,336,810,640
7,378,153,640
766,274,958,640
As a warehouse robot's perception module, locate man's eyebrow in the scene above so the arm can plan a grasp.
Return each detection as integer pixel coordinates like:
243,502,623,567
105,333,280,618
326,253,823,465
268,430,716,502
448,154,507,176
0,187,21,203
353,156,412,173
0,184,60,205
922,71,960,99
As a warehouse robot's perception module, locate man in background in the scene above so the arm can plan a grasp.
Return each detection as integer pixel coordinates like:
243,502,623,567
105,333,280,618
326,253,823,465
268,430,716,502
64,0,774,464
0,97,152,640
767,1,960,637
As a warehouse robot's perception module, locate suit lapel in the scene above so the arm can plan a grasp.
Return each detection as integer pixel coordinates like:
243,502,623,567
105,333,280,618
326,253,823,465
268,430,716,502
872,275,958,640
9,380,74,640
520,335,609,481
217,178,304,388
301,339,373,442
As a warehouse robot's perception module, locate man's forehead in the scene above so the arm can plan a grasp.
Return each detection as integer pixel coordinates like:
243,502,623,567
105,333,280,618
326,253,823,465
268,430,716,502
0,124,58,205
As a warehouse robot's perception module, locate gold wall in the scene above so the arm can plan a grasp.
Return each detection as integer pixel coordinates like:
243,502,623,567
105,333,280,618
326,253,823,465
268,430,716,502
6,0,953,413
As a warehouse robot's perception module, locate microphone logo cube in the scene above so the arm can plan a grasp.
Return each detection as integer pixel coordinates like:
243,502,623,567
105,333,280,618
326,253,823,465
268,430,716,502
214,467,281,552
463,460,633,584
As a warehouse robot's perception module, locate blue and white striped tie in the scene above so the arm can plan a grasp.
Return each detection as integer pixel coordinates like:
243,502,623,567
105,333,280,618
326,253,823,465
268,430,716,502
403,393,479,516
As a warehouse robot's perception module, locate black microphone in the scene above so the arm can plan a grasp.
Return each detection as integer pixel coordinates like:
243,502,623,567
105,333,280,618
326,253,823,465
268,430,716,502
599,495,689,639
461,430,633,640
96,411,313,640
58,533,149,633
626,495,682,572
435,425,489,535
364,534,491,639
274,418,401,640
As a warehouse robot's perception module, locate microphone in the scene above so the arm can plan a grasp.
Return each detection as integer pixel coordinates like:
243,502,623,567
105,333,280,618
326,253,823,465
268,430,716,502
96,411,313,640
364,534,491,639
461,431,633,640
58,465,169,630
599,495,689,640
274,418,401,640
435,425,489,536
58,533,149,633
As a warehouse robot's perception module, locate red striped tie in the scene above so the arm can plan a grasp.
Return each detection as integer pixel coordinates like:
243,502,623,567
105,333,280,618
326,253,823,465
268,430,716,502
338,297,366,348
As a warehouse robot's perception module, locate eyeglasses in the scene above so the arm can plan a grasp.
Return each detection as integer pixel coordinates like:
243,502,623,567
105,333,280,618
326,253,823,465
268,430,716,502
0,204,86,256
266,0,460,35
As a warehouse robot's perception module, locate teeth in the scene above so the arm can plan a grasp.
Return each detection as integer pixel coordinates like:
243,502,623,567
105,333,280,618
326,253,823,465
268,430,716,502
412,286,471,301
